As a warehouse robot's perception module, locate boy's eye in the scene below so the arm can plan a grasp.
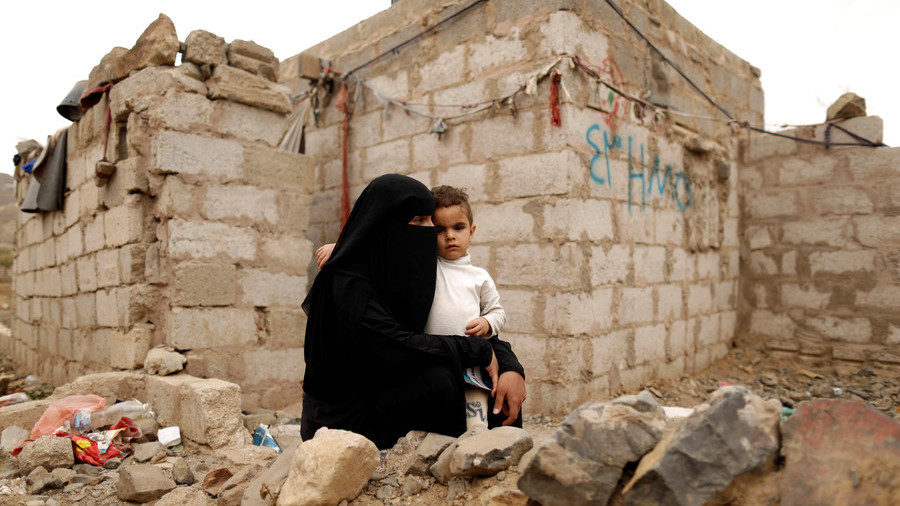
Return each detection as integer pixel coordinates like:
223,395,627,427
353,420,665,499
455,225,465,231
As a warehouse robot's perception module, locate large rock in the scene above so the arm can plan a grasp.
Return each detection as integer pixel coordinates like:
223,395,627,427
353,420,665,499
450,427,533,477
144,348,187,376
183,30,227,66
109,66,207,120
116,464,176,502
242,446,296,506
120,14,180,76
518,391,666,506
780,399,900,505
207,65,292,115
827,92,866,121
17,436,74,472
277,428,379,506
623,386,781,506
406,432,456,476
228,39,279,81
88,47,129,84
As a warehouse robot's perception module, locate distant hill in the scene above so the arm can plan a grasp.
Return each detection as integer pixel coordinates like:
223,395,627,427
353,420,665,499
0,174,15,247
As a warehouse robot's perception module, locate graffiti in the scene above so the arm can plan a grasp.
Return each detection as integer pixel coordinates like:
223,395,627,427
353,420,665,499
585,124,693,212
597,57,627,129
465,401,486,423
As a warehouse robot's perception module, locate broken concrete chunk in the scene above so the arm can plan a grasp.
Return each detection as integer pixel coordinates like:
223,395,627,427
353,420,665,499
183,29,227,67
155,486,215,506
429,440,458,485
622,386,781,506
133,441,165,463
518,390,666,506
1,426,30,453
242,445,296,506
88,47,129,84
172,457,195,485
116,464,176,502
228,39,278,66
119,14,180,76
780,399,900,505
17,436,74,473
207,65,292,115
827,92,866,121
406,432,456,476
228,52,278,81
133,417,159,442
450,426,533,477
109,66,207,120
277,428,379,506
144,348,187,376
268,423,303,452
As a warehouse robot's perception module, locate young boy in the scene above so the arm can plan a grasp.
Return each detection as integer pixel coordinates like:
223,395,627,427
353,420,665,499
315,185,507,428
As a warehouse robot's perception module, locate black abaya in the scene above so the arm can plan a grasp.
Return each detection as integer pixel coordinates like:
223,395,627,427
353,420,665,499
300,174,524,448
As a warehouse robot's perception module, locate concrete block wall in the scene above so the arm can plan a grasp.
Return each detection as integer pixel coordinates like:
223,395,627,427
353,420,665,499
7,34,315,411
739,116,900,369
286,0,760,414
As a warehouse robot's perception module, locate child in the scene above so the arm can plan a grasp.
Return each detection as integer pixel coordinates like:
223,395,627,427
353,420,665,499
315,185,507,428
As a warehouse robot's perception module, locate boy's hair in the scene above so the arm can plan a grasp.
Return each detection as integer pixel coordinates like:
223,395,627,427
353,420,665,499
432,185,473,223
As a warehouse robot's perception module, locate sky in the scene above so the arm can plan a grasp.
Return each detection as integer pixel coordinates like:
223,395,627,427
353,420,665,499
1,0,896,176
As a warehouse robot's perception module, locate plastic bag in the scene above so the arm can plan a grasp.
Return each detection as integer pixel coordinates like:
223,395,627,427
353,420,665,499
30,395,105,439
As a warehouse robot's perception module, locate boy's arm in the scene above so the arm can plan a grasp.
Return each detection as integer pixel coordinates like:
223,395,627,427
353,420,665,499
479,275,506,336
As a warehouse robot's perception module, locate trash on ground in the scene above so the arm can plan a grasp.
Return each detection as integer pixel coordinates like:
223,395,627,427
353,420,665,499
158,426,181,447
252,424,282,454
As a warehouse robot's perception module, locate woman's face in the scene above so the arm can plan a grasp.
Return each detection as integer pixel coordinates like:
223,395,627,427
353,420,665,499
408,215,434,227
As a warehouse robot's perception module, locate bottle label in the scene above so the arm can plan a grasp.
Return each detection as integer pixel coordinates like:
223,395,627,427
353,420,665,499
73,411,94,434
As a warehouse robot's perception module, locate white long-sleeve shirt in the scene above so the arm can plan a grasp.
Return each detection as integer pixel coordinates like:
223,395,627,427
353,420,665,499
425,254,506,336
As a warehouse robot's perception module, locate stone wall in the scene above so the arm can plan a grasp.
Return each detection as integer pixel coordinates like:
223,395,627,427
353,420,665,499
739,116,899,369
284,0,761,414
6,19,315,411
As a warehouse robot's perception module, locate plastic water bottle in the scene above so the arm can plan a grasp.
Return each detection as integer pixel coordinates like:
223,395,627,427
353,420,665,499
73,400,151,434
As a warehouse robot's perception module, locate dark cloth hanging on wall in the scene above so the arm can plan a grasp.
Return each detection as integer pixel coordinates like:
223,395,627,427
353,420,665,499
20,129,68,213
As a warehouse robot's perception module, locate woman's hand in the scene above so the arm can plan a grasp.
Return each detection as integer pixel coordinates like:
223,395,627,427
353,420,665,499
486,351,499,397
465,317,491,337
315,243,336,269
493,371,526,426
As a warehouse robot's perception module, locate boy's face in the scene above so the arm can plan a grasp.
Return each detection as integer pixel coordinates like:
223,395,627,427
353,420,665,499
434,205,475,260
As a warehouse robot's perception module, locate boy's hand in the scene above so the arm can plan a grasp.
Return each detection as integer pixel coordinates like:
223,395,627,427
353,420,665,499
465,317,491,337
486,351,499,397
315,243,336,269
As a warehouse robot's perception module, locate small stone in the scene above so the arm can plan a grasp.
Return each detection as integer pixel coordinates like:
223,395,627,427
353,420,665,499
183,30,227,67
50,467,75,485
450,426,533,477
26,466,52,494
116,464,176,502
144,348,187,376
217,465,263,506
17,436,75,472
206,65,292,115
429,440,457,485
172,457,194,485
405,433,456,476
203,467,234,497
133,417,160,441
133,441,165,463
401,476,423,496
375,485,397,501
155,486,216,506
1,426,30,453
103,458,123,469
72,463,102,475
826,92,866,121
760,373,778,387
446,478,467,501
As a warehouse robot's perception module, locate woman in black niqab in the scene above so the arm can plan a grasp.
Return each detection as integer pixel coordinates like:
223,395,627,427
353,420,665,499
300,174,495,448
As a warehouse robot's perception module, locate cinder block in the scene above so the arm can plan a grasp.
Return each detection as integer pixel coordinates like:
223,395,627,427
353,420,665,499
118,244,146,284
778,156,835,185
60,264,77,296
145,374,246,448
712,280,736,311
105,198,144,247
668,248,696,282
542,199,614,242
780,283,830,310
267,309,307,347
469,35,526,74
807,316,871,343
544,289,613,335
203,185,277,224
145,92,213,132
238,269,306,307
656,284,683,321
66,225,84,260
668,319,688,357
697,314,720,346
413,132,470,173
749,251,778,276
633,246,666,284
259,236,314,273
152,131,244,181
853,215,900,248
618,287,653,324
363,139,410,180
174,262,237,306
96,289,119,327
616,205,656,244
744,191,798,218
696,252,719,280
750,309,795,338
781,250,797,275
243,348,305,384
214,100,290,147
76,255,97,292
83,216,105,253
275,193,312,231
781,218,850,247
241,145,314,191
687,284,712,316
744,131,796,163
811,187,874,215
167,219,258,261
847,146,900,180
471,201,535,243
809,250,876,275
418,45,466,91
497,150,579,199
493,243,583,289
96,249,120,288
856,285,900,310
634,324,666,362
108,325,152,369
167,307,257,349
655,210,684,245
590,244,631,286
495,289,535,334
